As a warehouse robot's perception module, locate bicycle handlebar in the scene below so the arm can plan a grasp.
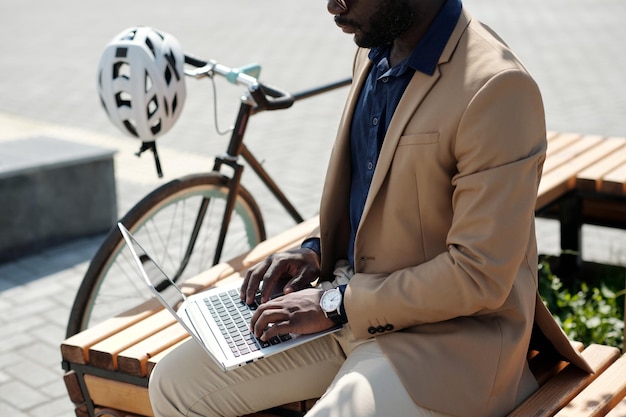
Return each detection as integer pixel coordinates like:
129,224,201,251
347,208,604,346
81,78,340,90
184,53,295,111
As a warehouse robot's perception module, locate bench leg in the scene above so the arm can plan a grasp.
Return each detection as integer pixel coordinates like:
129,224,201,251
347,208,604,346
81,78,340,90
559,192,583,282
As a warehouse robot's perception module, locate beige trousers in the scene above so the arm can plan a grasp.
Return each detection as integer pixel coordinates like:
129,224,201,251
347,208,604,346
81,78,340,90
149,325,453,417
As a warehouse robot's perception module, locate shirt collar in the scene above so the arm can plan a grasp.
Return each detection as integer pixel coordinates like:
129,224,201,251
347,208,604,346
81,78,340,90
368,0,462,76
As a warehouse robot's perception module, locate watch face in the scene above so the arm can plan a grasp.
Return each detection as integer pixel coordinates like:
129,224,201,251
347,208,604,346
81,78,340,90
321,289,342,311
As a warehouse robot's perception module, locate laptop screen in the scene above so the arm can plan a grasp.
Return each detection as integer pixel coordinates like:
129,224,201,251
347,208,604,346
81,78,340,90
120,223,187,312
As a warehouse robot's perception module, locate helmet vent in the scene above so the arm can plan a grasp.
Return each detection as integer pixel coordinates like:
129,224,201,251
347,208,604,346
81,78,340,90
150,119,162,135
147,95,159,118
164,51,180,81
172,95,178,114
144,37,156,58
145,71,153,92
164,66,172,86
115,47,128,58
113,62,131,80
123,119,139,137
115,91,132,108
121,30,137,42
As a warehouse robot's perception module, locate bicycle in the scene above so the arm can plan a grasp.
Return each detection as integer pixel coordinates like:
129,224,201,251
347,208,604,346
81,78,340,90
66,52,351,338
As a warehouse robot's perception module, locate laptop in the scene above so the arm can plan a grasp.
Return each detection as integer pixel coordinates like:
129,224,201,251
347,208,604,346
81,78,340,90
118,223,341,371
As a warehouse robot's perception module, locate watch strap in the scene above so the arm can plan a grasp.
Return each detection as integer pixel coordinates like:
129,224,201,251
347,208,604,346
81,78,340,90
325,308,345,325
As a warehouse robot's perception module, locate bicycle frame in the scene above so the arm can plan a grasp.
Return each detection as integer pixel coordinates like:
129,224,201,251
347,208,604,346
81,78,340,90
169,55,351,277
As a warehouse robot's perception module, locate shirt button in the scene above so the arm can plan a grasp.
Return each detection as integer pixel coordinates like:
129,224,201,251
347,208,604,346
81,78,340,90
367,161,373,170
381,77,389,83
372,117,379,126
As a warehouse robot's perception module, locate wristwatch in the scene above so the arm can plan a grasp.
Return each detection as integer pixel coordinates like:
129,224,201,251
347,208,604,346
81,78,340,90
320,288,345,325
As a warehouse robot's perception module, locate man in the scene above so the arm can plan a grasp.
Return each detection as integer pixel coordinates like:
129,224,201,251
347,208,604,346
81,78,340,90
150,0,591,416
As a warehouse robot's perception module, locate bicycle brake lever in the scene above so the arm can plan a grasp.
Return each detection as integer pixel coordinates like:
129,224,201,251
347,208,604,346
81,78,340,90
184,64,215,79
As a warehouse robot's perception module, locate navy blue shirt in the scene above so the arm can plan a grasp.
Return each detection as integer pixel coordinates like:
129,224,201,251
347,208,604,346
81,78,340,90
303,0,462,268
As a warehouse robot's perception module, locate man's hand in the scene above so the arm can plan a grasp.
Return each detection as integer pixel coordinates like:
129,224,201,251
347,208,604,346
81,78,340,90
240,248,320,305
250,288,335,341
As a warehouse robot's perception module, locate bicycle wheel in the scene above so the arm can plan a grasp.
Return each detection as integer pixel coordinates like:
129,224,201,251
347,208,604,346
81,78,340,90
66,173,265,337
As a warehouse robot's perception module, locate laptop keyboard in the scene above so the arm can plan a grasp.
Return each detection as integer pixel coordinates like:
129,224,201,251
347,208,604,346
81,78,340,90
204,289,292,357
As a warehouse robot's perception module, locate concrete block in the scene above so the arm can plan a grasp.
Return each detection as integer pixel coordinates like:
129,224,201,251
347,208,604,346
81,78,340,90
0,136,117,262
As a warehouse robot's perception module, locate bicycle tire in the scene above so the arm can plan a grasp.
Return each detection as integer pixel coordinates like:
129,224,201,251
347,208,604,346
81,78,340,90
66,173,265,337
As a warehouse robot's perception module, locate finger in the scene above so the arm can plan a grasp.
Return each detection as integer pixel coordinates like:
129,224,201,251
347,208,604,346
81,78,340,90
260,321,291,342
251,307,286,339
242,261,269,304
249,301,271,335
259,261,287,303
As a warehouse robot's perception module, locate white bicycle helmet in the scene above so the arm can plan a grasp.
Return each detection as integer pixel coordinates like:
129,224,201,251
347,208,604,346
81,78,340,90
98,27,186,140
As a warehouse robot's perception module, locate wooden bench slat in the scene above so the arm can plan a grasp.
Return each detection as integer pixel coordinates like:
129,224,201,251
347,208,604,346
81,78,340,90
84,374,153,417
576,138,626,192
545,132,584,161
507,344,621,417
554,353,626,417
88,309,177,371
117,322,190,377
541,135,614,181
537,136,615,209
605,396,626,417
543,134,603,174
61,298,163,364
529,342,584,387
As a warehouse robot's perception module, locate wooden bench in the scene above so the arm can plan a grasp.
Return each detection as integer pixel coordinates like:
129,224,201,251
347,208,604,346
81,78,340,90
61,132,626,417
61,217,626,417
536,132,626,274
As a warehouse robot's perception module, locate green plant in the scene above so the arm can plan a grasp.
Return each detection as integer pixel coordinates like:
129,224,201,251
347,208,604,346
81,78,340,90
538,259,625,351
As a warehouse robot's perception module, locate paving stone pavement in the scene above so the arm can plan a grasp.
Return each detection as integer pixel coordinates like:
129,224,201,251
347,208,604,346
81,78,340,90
1,0,625,416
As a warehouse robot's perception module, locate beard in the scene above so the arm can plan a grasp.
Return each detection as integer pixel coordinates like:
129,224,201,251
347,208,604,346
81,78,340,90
339,0,418,48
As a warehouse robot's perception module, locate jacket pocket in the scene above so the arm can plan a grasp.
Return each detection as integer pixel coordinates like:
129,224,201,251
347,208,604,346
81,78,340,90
398,132,440,146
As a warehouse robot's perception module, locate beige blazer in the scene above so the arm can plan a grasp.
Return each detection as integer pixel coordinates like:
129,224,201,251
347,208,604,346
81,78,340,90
316,8,591,417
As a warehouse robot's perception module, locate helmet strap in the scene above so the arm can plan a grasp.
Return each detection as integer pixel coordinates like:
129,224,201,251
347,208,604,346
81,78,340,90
135,141,164,178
